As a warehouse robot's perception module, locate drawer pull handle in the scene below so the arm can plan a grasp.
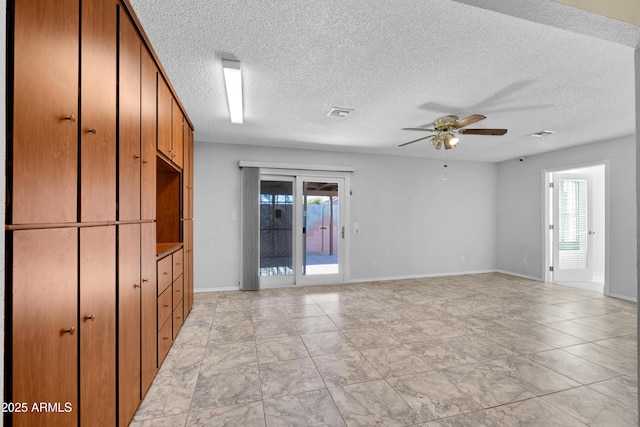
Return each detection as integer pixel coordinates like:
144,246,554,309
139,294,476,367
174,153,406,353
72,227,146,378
85,314,96,321
63,114,76,122
87,128,96,134
163,304,169,308
63,327,76,335
163,336,170,340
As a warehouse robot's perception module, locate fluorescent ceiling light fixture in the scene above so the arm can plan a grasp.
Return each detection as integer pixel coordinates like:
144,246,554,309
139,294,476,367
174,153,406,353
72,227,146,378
222,59,243,124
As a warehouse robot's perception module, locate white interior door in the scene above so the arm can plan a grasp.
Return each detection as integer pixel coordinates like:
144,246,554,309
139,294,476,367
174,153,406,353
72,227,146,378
552,173,593,282
295,176,346,285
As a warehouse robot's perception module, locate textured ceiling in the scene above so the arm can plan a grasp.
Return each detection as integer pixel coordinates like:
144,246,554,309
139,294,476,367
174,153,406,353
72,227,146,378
128,0,640,162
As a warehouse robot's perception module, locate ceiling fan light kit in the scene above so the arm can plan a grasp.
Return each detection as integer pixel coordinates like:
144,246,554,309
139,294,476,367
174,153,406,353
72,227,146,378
399,114,507,150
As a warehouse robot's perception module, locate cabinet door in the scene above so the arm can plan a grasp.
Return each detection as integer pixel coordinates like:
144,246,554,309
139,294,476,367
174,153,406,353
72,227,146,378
12,0,79,225
182,125,192,220
141,223,158,395
12,229,78,427
171,100,184,167
118,224,141,426
157,77,172,159
118,9,142,221
80,0,117,222
80,226,116,426
141,47,157,221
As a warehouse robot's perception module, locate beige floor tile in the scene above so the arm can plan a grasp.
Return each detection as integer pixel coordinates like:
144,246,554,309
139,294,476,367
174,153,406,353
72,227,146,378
425,410,507,427
361,345,433,377
442,363,535,408
191,364,262,411
135,275,637,426
525,349,623,384
313,351,382,387
300,330,359,356
329,379,421,426
259,357,326,399
588,375,638,409
186,402,265,426
256,335,310,364
543,386,638,426
264,389,345,427
487,397,586,426
387,370,483,421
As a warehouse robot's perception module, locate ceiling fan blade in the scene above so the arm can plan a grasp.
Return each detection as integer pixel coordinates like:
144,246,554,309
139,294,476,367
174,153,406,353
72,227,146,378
401,128,436,132
398,135,434,147
458,128,508,135
451,114,486,129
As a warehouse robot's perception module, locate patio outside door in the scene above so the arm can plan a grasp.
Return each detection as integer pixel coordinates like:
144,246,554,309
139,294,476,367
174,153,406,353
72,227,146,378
258,175,346,287
297,177,345,285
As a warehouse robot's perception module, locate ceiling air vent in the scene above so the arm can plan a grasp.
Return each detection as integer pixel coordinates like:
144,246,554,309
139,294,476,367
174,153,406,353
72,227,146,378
529,130,557,138
327,107,353,118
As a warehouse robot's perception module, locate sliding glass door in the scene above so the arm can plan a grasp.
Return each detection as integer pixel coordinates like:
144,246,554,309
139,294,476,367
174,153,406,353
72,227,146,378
259,174,346,287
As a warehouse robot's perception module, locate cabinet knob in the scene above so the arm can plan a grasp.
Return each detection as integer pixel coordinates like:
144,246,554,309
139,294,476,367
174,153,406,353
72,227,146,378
163,336,170,340
84,314,96,321
143,159,149,164
63,327,76,335
87,128,97,134
134,283,141,288
163,304,169,308
63,114,76,122
142,278,149,283
134,155,141,159
164,272,168,275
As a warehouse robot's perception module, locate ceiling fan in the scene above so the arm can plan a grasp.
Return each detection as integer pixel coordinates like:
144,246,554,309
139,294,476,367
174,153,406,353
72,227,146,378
399,114,507,150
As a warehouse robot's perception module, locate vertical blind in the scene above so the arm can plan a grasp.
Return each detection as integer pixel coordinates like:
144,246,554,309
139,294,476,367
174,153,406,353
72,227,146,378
241,167,260,290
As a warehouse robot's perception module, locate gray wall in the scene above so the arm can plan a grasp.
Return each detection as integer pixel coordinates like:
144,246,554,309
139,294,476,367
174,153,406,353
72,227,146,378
194,142,498,291
497,135,637,300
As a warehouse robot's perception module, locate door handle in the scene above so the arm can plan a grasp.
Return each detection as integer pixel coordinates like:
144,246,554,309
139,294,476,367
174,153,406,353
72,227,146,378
341,226,345,238
588,231,595,235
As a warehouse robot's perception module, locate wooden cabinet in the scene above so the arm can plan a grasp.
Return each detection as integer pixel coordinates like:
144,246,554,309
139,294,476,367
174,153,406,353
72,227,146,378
118,224,142,426
141,223,158,395
80,226,116,427
11,0,79,225
156,247,185,364
118,9,142,221
141,47,158,221
157,77,173,161
11,229,78,427
8,1,193,426
80,0,117,222
172,100,184,167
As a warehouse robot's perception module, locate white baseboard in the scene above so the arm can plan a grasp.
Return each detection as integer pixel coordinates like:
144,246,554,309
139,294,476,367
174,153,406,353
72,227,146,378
605,292,637,303
495,270,543,282
195,286,239,293
349,269,498,284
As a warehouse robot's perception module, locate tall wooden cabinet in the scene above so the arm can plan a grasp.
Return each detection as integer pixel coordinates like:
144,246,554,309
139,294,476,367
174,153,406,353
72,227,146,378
6,0,195,425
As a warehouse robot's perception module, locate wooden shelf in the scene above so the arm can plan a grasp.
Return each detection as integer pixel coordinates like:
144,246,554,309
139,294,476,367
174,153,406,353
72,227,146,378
156,242,182,258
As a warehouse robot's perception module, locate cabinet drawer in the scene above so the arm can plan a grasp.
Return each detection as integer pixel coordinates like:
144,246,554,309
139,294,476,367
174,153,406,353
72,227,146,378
157,287,172,330
173,275,183,310
172,248,183,280
172,304,184,340
157,255,172,295
157,317,172,366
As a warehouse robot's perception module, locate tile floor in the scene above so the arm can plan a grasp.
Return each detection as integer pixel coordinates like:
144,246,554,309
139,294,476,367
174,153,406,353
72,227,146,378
130,273,638,426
